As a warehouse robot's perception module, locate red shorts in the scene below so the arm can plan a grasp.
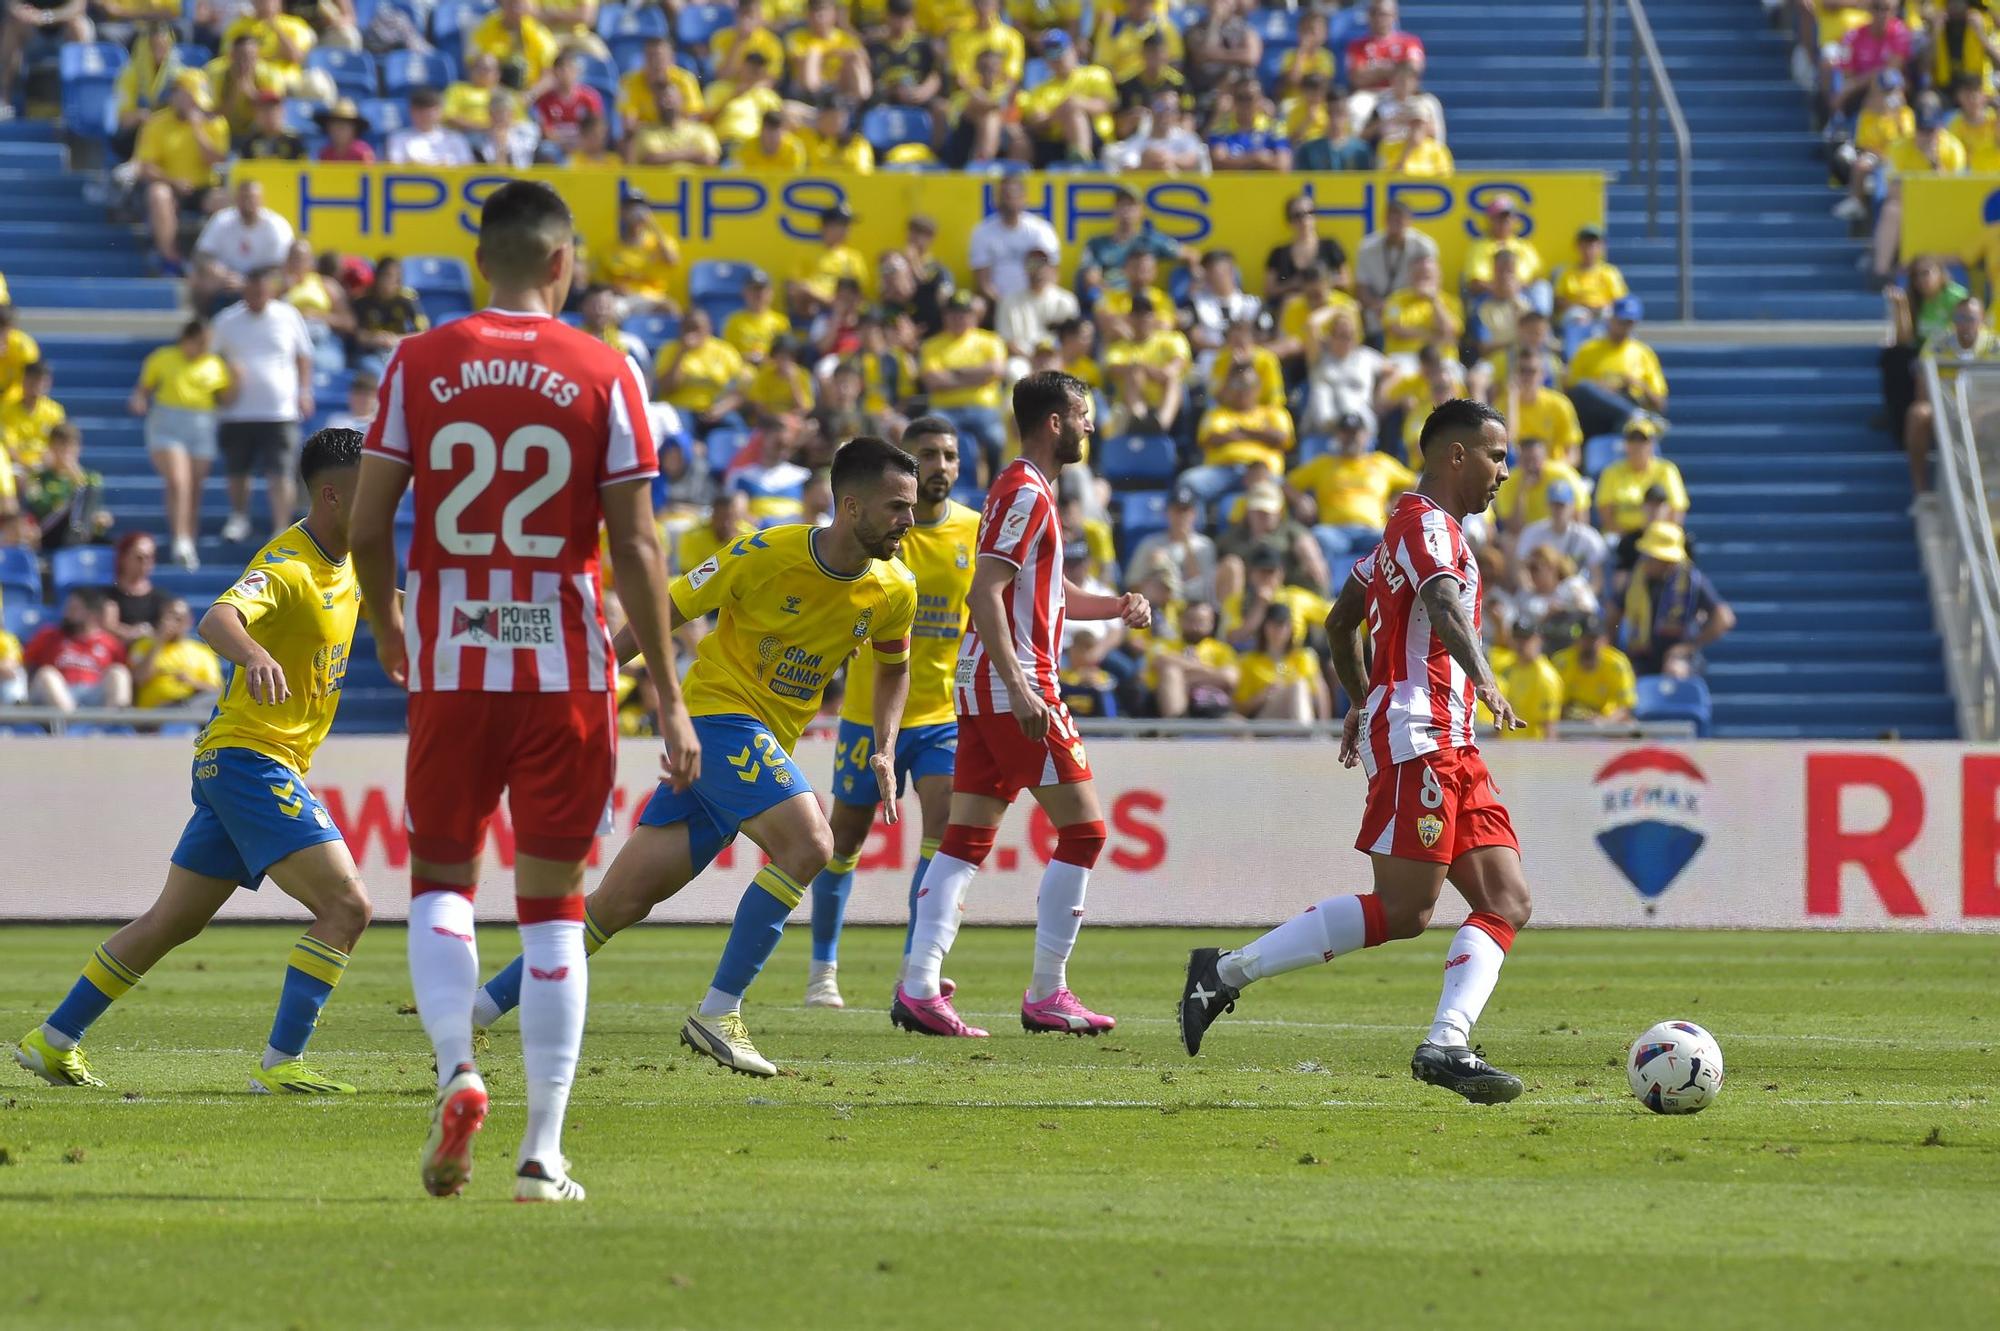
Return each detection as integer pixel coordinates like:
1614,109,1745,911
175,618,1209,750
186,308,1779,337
1356,745,1519,865
405,689,617,864
953,702,1092,802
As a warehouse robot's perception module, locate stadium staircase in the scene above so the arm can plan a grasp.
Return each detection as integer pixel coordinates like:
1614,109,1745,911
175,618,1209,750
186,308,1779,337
1433,0,1952,738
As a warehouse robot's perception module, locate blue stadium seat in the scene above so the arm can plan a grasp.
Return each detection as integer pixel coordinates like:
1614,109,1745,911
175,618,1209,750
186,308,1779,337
1257,43,1296,92
860,104,932,154
623,311,680,353
677,3,732,47
430,1,489,46
704,426,750,474
360,97,410,141
175,43,212,69
611,35,653,73
1096,434,1178,487
309,46,379,99
4,599,51,639
404,256,475,313
1295,434,1334,464
0,545,36,590
1021,56,1050,91
1581,432,1621,478
57,41,123,140
382,49,453,96
281,97,319,136
1634,675,1713,738
1119,491,1170,549
1250,8,1300,44
580,52,619,90
57,40,124,82
690,259,756,325
600,2,670,39
50,546,115,602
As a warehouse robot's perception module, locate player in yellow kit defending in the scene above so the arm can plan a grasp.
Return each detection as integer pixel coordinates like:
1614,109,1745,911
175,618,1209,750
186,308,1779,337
14,429,373,1094
805,418,980,1009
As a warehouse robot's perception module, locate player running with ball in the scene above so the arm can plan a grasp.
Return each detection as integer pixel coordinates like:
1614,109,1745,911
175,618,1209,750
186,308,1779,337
894,371,1151,1039
1178,398,1535,1104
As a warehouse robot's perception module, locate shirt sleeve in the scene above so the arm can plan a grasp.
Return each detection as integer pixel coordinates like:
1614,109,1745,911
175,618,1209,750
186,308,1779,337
1393,506,1466,593
601,351,660,487
214,558,295,629
977,480,1047,569
1664,463,1690,512
872,575,917,663
668,529,763,620
361,344,410,462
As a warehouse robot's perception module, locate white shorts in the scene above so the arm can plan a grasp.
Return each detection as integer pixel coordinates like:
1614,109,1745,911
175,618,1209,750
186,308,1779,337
146,407,218,463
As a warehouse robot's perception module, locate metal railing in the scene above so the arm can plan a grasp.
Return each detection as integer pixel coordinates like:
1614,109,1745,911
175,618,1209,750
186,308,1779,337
0,704,209,737
1583,0,1694,319
1918,359,2000,739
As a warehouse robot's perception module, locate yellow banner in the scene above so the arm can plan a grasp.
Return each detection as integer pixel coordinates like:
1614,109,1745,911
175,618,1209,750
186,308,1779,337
233,164,1604,300
1900,172,2000,267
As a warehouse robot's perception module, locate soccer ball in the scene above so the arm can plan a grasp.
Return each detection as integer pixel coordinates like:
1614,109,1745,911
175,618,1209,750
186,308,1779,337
1627,1020,1724,1114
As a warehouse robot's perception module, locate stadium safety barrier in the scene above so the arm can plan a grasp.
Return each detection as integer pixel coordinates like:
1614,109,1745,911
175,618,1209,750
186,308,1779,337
230,164,1606,300
1918,358,2000,740
1584,0,1692,318
4,737,1997,931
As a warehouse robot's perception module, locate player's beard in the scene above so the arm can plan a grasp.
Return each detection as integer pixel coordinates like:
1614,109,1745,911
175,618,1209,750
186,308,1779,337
920,474,953,504
1056,428,1087,466
863,520,909,561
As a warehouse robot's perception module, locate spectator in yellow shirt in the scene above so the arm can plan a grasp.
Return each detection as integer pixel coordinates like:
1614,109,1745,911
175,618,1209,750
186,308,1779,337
1378,116,1453,176
948,0,1025,87
713,0,787,87
1870,100,1970,281
1104,294,1192,436
1208,319,1286,409
1491,617,1564,740
945,45,1025,166
1094,0,1183,83
623,84,722,167
1150,599,1240,720
222,0,316,92
1234,602,1329,721
135,81,230,271
788,204,871,317
600,196,681,310
1287,410,1415,565
1462,198,1547,298
919,292,1009,481
1019,29,1115,165
620,36,705,124
737,110,809,170
0,361,66,470
1492,436,1590,532
1495,349,1583,465
1553,616,1637,722
467,0,561,87
444,52,506,131
0,624,23,705
743,336,816,428
655,308,748,432
1553,223,1629,335
205,34,287,139
0,304,38,404
806,100,876,173
1595,417,1689,534
1274,7,1335,95
722,270,791,365
709,50,787,143
131,598,223,710
1381,253,1463,361
788,0,871,100
132,319,234,569
1186,363,1295,500
1565,295,1668,435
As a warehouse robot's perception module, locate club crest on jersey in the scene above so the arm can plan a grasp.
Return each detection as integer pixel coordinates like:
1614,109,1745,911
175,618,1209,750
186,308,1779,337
230,570,269,598
955,543,970,569
1415,814,1443,848
688,556,720,590
1593,748,1707,912
448,601,557,648
853,608,873,638
773,766,795,788
1069,741,1087,764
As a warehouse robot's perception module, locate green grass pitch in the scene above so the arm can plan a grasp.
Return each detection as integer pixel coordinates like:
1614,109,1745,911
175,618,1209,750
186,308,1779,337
1,924,1996,1329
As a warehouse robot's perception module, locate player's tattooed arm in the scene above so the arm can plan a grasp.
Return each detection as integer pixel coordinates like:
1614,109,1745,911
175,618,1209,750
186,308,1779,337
1324,573,1370,707
1421,574,1523,732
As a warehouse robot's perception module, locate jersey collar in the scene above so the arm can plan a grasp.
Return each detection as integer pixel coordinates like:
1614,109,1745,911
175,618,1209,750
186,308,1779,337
808,527,867,582
293,520,346,566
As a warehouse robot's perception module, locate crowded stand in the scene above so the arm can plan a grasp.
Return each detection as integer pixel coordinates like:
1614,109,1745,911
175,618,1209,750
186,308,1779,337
0,0,1740,736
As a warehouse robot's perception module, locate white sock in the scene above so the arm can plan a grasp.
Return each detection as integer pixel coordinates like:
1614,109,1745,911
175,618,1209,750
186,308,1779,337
810,960,836,978
698,986,738,1017
261,1044,289,1070
469,986,502,1030
407,891,478,1091
1427,924,1509,1049
1217,896,1369,989
903,853,977,1000
41,1022,77,1051
517,919,587,1170
1027,859,1089,1002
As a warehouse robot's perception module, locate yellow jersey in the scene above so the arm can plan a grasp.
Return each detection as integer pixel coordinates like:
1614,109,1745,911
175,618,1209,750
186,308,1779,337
1106,329,1192,408
0,395,65,468
947,22,1026,87
1493,655,1563,739
1209,344,1286,408
1019,64,1117,141
1197,402,1293,472
723,306,792,361
1595,457,1688,533
1382,136,1453,176
2,325,41,401
1222,585,1332,641
140,345,232,411
134,107,228,190
1279,289,1363,347
1502,384,1585,465
656,336,746,413
1463,237,1546,287
618,66,706,122
670,525,918,750
1234,646,1320,712
710,83,785,143
1567,335,1667,404
1553,643,1637,719
713,27,786,81
441,80,495,128
737,131,810,172
1286,452,1415,529
745,359,814,418
787,25,867,83
600,228,680,304
840,501,979,729
1493,462,1590,529
1554,261,1628,312
197,524,360,775
1857,104,1915,156
920,328,1009,409
807,131,875,174
1381,289,1463,357
1884,131,1968,176
221,13,315,80
465,13,561,84
135,636,223,709
794,242,871,303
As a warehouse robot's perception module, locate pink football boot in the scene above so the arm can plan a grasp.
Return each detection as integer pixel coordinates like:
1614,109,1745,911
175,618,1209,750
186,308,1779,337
1020,988,1116,1035
890,984,988,1037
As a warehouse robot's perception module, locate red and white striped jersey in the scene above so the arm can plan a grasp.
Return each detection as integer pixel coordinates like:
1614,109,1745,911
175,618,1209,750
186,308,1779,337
362,308,658,693
1352,491,1482,774
954,458,1065,715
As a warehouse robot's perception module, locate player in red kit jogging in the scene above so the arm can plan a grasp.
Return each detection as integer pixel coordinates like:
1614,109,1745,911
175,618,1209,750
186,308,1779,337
1179,399,1535,1104
895,371,1151,1038
348,181,699,1201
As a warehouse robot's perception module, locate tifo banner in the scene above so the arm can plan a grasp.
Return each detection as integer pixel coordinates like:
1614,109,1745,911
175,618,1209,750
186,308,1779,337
1900,172,2000,265
231,164,1604,297
2,738,1998,930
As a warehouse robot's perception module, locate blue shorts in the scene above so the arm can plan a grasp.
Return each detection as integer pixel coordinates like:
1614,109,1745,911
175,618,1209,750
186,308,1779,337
638,715,811,876
830,719,959,807
170,747,344,889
